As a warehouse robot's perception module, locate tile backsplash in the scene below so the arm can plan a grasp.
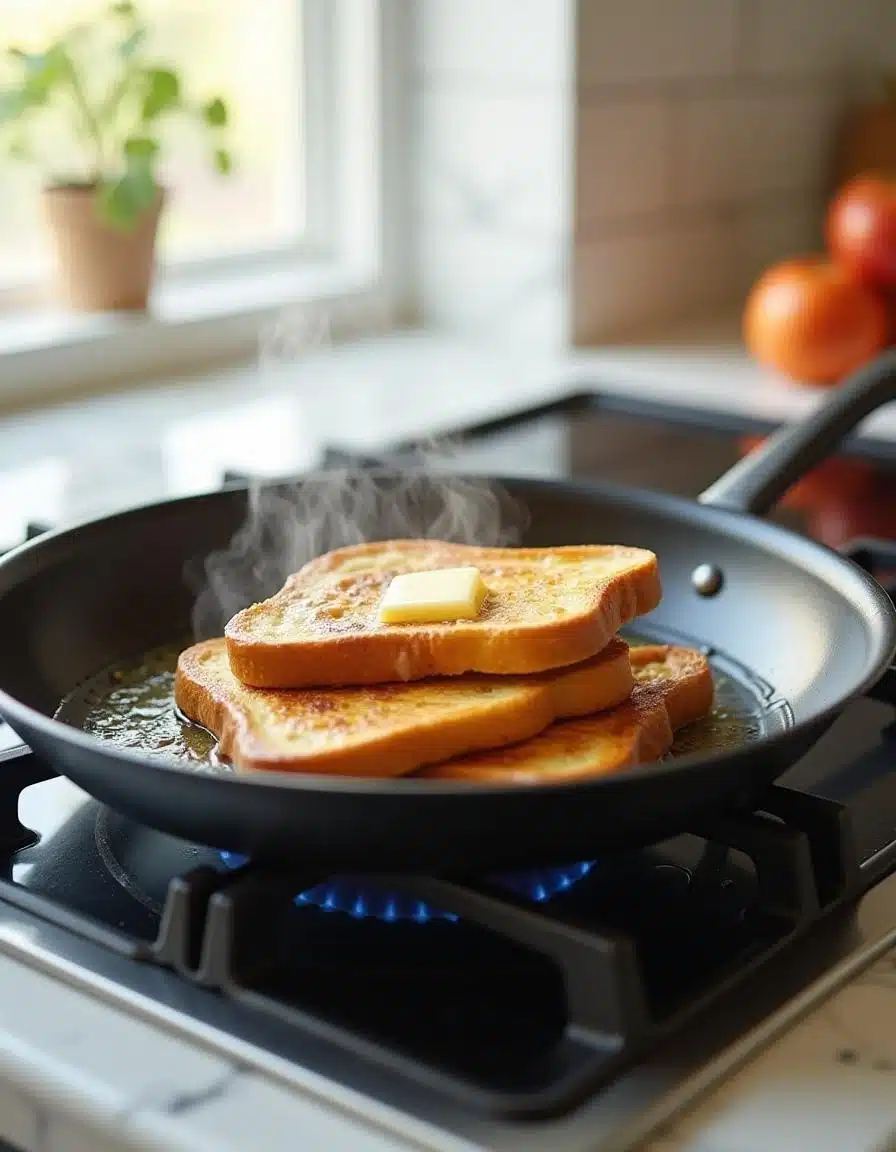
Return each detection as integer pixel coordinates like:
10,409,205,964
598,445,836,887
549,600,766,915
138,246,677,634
412,0,574,347
410,0,880,347
577,0,741,86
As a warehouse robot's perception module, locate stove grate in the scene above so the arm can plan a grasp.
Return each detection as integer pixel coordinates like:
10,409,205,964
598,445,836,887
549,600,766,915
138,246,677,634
0,746,862,1120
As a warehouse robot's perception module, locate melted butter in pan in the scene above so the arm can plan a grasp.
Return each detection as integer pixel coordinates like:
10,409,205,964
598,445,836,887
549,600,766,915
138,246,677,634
670,672,764,756
56,643,221,771
57,637,773,773
623,631,768,757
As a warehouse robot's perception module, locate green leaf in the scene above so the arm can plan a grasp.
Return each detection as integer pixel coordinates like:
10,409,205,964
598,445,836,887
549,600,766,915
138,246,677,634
111,1,137,17
18,44,72,104
97,181,137,230
97,155,157,231
124,135,159,160
119,27,147,59
203,97,228,128
2,45,73,125
141,68,179,120
213,146,233,175
12,44,57,73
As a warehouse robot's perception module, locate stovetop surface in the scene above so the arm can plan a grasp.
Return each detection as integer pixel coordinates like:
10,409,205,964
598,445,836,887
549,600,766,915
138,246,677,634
2,642,895,1122
3,393,896,1144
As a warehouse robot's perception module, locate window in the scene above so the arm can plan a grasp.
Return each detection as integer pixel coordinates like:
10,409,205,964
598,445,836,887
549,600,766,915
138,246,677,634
0,0,394,405
0,0,309,286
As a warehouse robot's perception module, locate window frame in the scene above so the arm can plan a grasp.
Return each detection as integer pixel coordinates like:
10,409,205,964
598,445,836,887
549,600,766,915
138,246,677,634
0,0,407,408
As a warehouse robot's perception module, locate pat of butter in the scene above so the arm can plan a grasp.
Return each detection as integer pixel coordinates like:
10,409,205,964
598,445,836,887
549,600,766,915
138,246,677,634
378,566,488,625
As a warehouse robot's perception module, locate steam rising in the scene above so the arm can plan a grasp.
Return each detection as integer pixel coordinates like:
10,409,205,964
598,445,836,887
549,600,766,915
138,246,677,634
188,303,528,639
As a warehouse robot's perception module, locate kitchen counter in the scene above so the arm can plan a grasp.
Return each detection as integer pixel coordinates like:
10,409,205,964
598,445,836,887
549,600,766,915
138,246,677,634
3,321,896,549
654,938,896,1152
0,877,892,1152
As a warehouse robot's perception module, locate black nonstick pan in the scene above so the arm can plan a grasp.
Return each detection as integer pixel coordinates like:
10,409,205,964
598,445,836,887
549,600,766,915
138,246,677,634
1,354,896,873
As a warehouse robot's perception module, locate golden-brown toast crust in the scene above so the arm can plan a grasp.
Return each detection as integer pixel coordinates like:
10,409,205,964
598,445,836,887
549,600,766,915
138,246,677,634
224,540,662,688
418,644,714,784
175,636,633,776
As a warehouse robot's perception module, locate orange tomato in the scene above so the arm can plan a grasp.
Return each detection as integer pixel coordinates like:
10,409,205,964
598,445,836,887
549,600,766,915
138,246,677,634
743,257,887,385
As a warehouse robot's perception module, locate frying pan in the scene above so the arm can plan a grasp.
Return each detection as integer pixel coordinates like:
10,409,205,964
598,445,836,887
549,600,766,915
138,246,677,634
1,354,896,874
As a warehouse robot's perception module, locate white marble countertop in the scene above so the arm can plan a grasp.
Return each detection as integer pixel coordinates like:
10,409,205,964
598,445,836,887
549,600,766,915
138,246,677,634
652,942,896,1152
3,319,896,551
0,921,893,1152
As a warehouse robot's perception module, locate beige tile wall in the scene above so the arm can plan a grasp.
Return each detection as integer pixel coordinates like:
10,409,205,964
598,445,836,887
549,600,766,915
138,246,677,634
573,0,878,340
411,0,881,346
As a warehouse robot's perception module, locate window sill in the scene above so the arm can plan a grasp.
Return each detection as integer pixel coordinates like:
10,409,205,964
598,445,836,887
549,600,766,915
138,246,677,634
0,257,384,411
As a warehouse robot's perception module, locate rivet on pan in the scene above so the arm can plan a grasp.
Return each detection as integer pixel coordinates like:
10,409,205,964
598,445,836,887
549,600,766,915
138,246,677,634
692,563,724,597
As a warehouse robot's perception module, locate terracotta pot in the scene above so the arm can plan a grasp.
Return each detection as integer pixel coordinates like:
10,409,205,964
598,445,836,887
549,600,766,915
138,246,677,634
41,184,165,312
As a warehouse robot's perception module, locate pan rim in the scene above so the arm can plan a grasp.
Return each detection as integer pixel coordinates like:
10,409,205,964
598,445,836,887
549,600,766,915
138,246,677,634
0,473,894,800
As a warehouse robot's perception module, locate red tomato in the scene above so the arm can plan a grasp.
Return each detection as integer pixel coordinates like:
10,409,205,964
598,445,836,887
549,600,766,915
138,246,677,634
743,257,887,385
738,435,896,547
827,175,896,290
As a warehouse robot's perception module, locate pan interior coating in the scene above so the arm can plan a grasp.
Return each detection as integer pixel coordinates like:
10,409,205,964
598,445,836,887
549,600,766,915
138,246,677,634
54,628,791,776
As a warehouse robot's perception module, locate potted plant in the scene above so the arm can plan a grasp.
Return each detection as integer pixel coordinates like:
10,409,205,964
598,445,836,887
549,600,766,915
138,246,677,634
0,1,232,312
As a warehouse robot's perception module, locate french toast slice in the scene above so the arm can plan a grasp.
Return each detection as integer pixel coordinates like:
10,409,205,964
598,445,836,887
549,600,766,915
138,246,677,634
225,540,661,688
418,645,713,784
175,636,633,776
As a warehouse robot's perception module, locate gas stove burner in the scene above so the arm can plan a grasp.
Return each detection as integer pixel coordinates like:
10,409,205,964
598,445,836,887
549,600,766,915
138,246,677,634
497,860,597,900
219,852,596,923
218,853,455,922
296,879,458,923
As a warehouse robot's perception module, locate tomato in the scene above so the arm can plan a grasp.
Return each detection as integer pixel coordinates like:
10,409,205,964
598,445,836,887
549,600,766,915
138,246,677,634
827,175,896,289
884,288,896,344
743,257,887,385
738,436,896,547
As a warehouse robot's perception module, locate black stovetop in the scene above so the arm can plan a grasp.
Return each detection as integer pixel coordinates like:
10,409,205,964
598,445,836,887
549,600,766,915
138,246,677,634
2,396,896,1120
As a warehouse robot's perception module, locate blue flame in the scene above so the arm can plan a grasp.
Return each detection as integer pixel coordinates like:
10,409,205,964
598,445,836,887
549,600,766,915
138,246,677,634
295,880,459,922
497,860,596,901
218,851,595,924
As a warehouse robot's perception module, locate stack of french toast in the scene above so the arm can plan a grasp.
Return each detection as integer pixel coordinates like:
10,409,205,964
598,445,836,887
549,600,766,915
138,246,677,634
175,541,714,781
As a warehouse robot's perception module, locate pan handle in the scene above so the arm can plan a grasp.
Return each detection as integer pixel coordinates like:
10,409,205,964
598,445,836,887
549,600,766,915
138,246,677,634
699,349,896,516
